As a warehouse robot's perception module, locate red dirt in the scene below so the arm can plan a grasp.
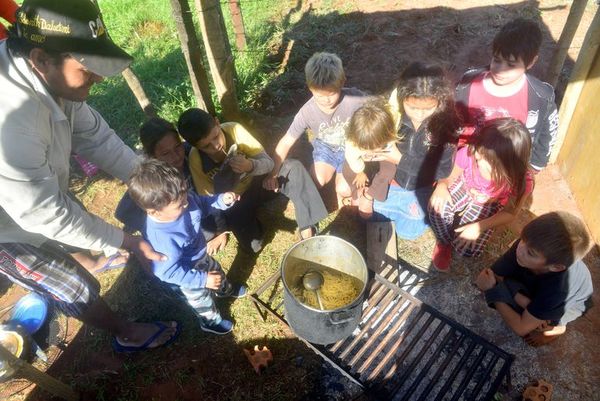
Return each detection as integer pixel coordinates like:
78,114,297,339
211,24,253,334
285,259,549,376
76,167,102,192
1,1,598,400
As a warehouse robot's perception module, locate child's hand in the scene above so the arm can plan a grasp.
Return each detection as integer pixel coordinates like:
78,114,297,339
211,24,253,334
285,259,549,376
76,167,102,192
262,175,280,192
206,232,228,256
429,183,451,214
453,222,481,252
205,271,223,290
475,268,496,291
353,172,369,189
229,155,253,173
222,192,239,206
367,146,401,164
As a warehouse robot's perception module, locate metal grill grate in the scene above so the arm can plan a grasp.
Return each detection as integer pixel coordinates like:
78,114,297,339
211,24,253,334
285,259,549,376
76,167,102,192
250,272,513,401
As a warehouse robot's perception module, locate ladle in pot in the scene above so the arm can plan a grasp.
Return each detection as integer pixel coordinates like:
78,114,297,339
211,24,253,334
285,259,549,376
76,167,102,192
302,270,325,310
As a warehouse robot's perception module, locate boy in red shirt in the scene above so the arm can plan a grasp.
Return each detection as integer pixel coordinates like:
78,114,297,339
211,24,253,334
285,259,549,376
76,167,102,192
456,18,558,172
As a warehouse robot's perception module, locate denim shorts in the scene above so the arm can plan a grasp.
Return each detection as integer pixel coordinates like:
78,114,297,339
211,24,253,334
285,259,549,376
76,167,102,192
312,139,345,173
373,185,433,240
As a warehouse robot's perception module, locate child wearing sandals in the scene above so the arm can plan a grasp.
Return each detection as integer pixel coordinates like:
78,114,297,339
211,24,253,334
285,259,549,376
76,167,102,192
128,158,246,335
429,118,533,272
366,63,458,239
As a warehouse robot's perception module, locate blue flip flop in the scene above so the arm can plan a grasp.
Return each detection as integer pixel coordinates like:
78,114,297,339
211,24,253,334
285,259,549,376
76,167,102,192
95,253,128,274
112,321,181,353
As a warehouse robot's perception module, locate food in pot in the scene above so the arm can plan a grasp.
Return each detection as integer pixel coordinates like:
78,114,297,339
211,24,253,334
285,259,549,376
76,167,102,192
292,266,362,310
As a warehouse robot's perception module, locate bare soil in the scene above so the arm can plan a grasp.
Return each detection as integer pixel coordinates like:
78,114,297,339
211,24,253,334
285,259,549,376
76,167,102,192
1,1,598,400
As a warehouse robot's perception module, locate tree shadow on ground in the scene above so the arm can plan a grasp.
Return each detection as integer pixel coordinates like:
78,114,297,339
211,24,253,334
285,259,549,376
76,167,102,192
7,2,592,400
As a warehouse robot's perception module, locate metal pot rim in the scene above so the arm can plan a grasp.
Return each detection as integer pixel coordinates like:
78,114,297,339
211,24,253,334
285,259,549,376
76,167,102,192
280,235,368,312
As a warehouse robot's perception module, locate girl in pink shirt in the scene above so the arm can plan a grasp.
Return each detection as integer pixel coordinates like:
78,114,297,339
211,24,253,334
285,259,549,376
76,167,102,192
428,118,533,271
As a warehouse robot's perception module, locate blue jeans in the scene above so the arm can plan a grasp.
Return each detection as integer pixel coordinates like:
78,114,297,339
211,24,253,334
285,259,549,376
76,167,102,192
373,186,432,240
312,139,344,173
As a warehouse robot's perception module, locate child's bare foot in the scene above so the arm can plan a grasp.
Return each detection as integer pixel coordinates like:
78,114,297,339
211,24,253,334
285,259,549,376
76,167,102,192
207,232,228,255
524,324,566,346
299,225,317,240
358,193,374,219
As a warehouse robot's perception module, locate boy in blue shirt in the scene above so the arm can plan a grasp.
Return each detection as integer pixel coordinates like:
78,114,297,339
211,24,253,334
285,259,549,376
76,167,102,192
127,158,246,335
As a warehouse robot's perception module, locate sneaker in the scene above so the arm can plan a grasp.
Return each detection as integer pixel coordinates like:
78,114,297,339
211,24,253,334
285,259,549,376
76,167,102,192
215,282,247,299
432,242,452,272
200,319,234,335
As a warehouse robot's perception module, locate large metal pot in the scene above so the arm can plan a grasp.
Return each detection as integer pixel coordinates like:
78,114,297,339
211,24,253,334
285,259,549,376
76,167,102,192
281,236,368,345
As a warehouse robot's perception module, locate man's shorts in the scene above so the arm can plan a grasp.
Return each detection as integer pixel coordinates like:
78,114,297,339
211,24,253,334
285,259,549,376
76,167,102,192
0,241,100,317
312,138,345,173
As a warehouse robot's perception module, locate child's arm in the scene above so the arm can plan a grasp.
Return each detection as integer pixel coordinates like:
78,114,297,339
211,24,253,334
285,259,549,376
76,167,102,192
530,98,558,171
193,192,237,213
429,163,462,213
148,235,208,289
476,268,544,337
494,304,545,337
454,193,527,252
264,133,298,190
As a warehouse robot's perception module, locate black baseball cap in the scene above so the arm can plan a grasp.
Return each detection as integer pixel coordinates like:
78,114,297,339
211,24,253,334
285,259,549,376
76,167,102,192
14,0,132,77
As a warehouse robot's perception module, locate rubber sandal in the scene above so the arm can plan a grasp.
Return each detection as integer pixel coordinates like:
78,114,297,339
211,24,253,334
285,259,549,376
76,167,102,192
112,321,181,353
95,253,128,274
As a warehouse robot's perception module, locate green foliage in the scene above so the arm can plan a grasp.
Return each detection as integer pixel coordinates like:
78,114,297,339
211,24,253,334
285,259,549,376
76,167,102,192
88,0,287,148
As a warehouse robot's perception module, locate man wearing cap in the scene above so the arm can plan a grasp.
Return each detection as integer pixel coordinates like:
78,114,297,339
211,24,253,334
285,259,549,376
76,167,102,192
0,0,179,352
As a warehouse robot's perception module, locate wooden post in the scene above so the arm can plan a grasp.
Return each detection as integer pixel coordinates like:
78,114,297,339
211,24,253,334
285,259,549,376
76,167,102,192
551,5,600,163
121,67,157,118
366,222,398,281
195,0,241,120
169,0,216,115
227,0,247,51
0,344,79,401
546,0,588,87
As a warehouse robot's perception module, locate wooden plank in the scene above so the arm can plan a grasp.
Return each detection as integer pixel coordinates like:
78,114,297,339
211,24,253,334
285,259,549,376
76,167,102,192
0,344,78,401
551,6,600,163
557,45,600,243
366,222,397,278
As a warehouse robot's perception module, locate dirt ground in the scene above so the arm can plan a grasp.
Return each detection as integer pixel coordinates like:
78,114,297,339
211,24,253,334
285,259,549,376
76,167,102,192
1,0,599,400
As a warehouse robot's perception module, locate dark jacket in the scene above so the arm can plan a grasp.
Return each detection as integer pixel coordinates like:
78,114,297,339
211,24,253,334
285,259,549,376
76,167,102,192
455,68,558,170
394,117,455,191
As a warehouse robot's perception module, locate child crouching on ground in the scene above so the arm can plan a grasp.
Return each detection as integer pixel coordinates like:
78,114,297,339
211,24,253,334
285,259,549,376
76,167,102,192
475,211,593,346
128,158,246,335
342,98,400,218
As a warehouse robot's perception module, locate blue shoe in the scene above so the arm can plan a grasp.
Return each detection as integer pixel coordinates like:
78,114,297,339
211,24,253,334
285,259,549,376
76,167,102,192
200,319,233,335
216,282,247,299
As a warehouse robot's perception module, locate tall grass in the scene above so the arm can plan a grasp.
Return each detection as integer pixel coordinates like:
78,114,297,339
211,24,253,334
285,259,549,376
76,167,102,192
90,0,287,147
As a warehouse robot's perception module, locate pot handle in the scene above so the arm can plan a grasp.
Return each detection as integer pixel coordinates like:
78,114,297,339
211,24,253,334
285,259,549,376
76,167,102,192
329,310,355,325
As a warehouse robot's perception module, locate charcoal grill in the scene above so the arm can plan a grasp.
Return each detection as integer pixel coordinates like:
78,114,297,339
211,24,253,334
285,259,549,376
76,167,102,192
249,268,513,401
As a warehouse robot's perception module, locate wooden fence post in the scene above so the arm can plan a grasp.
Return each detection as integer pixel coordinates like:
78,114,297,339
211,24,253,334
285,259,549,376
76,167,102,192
170,0,216,115
550,5,600,163
195,0,241,120
227,0,247,51
546,0,588,87
121,67,157,118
